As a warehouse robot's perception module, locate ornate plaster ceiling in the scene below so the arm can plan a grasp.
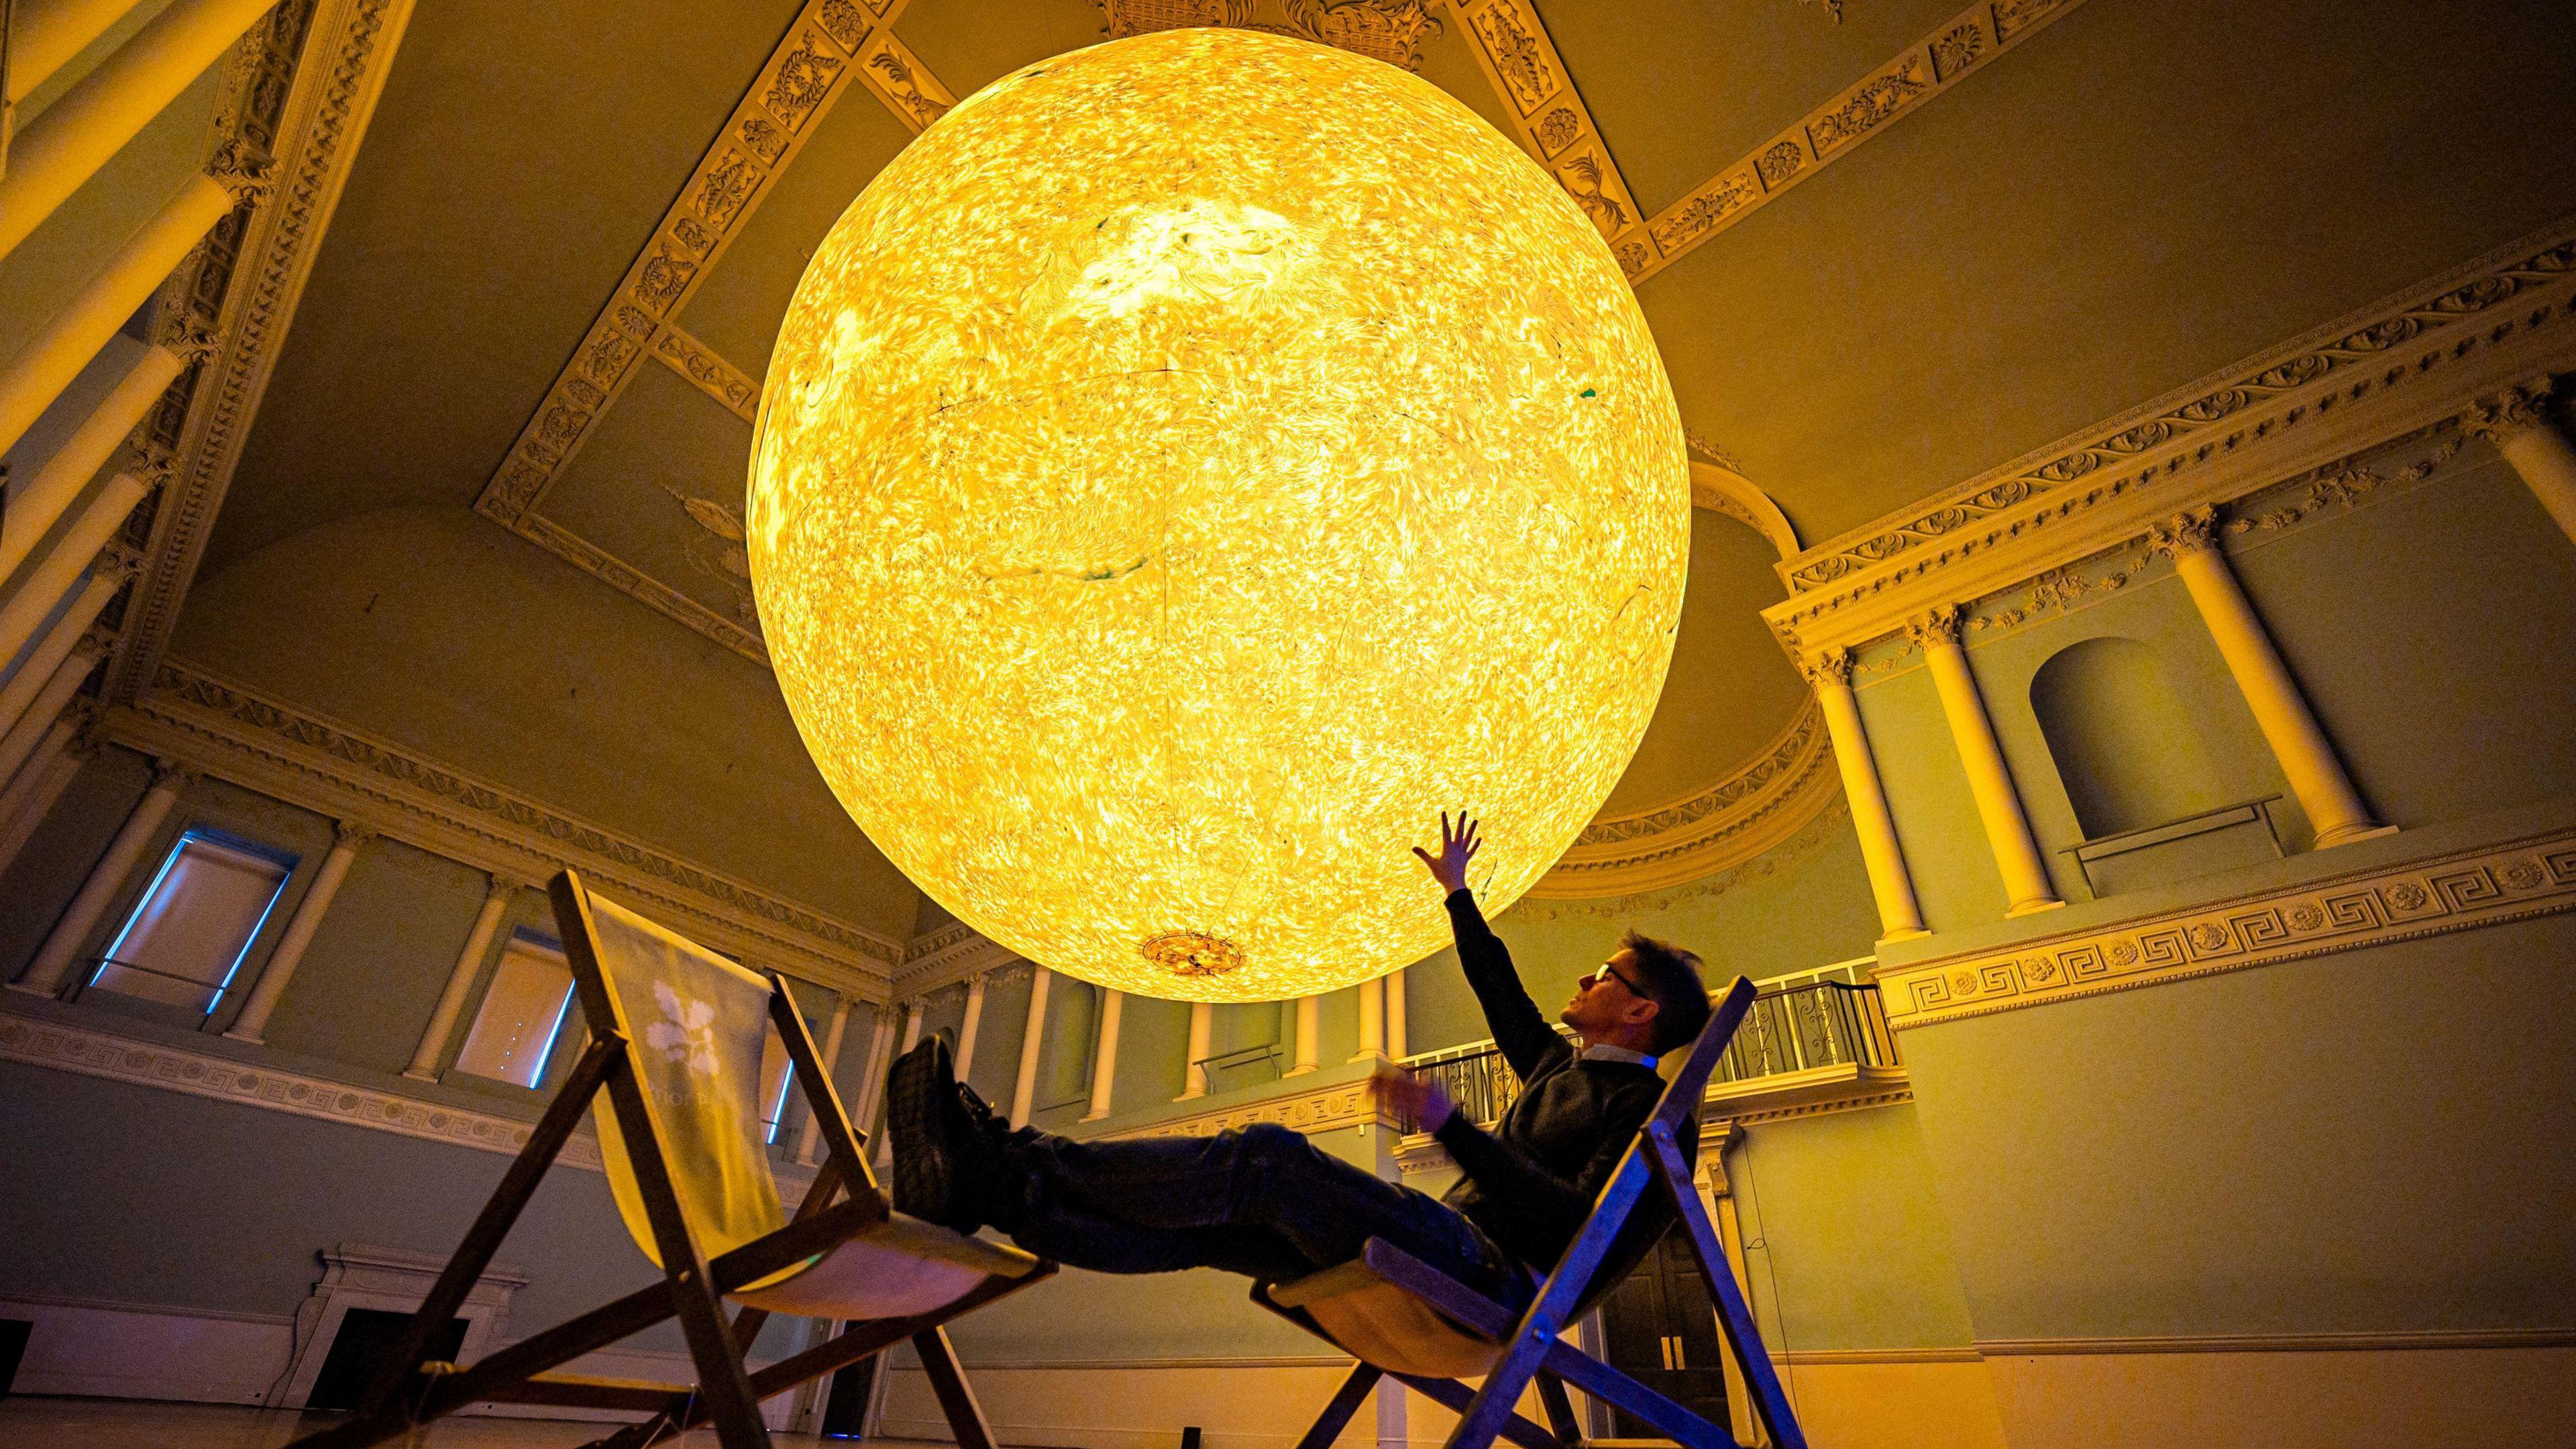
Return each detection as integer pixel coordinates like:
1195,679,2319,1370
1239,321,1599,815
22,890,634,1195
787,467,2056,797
172,0,2576,946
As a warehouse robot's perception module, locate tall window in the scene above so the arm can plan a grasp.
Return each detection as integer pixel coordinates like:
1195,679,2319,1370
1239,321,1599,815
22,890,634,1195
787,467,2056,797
454,932,578,1088
91,830,296,1014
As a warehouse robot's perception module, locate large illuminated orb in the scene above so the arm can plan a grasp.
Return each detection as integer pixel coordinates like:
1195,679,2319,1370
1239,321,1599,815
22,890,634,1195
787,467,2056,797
749,28,1687,1003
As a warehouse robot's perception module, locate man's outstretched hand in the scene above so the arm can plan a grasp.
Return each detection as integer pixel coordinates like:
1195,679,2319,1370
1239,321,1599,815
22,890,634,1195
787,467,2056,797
1412,810,1483,896
1376,1066,1456,1134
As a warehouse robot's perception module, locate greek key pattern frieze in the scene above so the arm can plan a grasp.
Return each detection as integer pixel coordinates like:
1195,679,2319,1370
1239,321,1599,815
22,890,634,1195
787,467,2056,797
1876,826,2576,1030
1642,0,2093,284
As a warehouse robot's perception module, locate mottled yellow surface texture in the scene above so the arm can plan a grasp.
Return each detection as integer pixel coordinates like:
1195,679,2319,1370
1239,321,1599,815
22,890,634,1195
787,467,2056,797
750,29,1686,1002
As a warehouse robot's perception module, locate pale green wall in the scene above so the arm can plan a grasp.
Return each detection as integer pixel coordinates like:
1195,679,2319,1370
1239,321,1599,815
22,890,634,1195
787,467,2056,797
964,968,1036,1107
262,833,496,1076
1898,912,2576,1339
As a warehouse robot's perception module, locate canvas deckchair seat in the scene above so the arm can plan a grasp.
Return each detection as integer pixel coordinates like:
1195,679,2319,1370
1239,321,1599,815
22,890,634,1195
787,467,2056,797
582,894,1041,1323
1269,1258,1509,1379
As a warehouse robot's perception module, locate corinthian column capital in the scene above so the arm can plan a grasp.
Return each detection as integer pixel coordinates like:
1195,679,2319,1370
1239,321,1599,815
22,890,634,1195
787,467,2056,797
1800,646,1854,688
1903,604,1963,653
2147,505,2222,560
2462,380,2556,443
205,138,277,209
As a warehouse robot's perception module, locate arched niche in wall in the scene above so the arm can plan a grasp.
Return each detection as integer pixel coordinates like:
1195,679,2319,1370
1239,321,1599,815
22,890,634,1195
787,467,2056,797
2027,635,2226,841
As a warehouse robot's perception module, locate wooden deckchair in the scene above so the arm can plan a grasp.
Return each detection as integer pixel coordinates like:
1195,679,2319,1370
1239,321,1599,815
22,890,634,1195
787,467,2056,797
290,869,1053,1449
1253,976,1806,1449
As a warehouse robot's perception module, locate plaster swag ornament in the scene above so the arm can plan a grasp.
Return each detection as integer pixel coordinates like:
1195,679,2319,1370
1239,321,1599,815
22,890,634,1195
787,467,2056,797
750,29,1688,1002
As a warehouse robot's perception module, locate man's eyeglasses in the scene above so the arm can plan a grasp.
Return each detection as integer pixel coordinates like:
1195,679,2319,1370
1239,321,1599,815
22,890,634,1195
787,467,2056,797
1585,959,1647,998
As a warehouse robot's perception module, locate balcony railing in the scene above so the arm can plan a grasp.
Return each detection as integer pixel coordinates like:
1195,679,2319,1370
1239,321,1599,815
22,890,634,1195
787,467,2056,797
1395,979,1900,1133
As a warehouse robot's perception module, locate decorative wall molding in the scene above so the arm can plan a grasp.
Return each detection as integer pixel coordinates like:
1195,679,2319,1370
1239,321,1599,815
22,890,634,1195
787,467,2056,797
1705,1061,1913,1126
1690,460,1801,558
1637,0,2096,285
1532,695,1841,898
1972,1328,2576,1357
105,0,417,704
1876,824,2576,1030
1099,1073,1397,1142
0,1014,604,1170
1099,0,1442,73
852,26,955,133
896,917,1020,996
651,320,761,421
102,660,904,991
1443,0,1653,282
1766,219,2576,661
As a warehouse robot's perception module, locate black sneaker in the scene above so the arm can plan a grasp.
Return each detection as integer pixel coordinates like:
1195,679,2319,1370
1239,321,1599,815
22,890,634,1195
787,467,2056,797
887,1036,981,1234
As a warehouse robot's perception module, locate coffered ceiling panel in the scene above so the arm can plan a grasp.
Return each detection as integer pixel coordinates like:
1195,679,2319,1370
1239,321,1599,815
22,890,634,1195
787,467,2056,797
537,362,763,629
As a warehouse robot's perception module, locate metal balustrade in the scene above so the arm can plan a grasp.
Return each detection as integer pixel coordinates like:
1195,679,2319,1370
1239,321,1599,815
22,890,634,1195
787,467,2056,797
1396,980,1899,1132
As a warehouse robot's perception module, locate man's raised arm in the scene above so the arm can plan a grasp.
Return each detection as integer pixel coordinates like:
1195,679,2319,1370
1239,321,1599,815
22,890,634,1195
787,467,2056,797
1415,812,1568,1081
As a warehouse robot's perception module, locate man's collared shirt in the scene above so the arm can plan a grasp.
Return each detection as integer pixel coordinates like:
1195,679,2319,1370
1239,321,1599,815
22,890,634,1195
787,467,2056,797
1578,1042,1658,1068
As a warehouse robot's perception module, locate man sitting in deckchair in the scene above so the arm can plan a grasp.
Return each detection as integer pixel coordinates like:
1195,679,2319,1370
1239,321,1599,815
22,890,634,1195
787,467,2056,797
884,812,1710,1305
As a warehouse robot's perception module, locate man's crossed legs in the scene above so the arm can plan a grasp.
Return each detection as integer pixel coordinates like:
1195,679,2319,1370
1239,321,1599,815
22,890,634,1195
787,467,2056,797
886,1037,1525,1304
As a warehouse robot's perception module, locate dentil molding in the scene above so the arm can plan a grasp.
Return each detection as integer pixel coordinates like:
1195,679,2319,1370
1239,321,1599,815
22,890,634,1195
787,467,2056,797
102,660,904,994
1766,217,2576,662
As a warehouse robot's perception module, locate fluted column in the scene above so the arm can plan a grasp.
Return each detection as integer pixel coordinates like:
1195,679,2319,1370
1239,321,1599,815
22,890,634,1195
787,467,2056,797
401,875,518,1081
0,628,102,784
1008,965,1051,1127
1805,649,1929,941
12,757,188,996
223,820,369,1041
1178,1001,1213,1100
2149,508,2391,848
0,0,278,259
953,969,988,1081
1384,967,1407,1060
873,1000,926,1166
1911,606,2063,917
0,343,183,582
795,991,853,1165
1081,988,1123,1122
1285,995,1320,1077
7,0,158,106
1348,975,1387,1063
0,169,237,455
0,710,93,873
0,470,144,663
2468,382,2576,547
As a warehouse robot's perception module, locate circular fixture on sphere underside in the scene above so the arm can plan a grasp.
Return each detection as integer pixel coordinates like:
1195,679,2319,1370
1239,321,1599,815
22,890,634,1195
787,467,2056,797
749,28,1688,1003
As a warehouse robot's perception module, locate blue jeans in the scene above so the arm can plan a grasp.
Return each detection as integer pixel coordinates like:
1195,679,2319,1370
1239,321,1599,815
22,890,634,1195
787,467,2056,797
994,1122,1525,1303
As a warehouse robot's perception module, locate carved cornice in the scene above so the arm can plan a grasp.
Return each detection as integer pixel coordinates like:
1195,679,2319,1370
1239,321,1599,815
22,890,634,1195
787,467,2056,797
894,918,1019,996
1875,824,2576,1030
2143,505,2220,560
1099,1073,1399,1142
1444,0,1653,282
1764,219,2576,661
1639,0,2095,285
105,0,413,705
1530,695,1841,898
0,1014,813,1199
2461,378,2557,443
101,661,904,994
516,513,768,663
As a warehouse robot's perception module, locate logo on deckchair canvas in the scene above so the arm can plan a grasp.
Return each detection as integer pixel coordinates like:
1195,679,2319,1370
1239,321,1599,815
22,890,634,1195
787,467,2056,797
647,983,720,1077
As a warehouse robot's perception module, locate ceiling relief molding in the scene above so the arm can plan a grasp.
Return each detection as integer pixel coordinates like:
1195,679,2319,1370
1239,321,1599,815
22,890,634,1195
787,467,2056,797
853,27,955,132
1876,822,2576,1031
1530,694,1841,898
472,0,902,533
1097,0,1442,72
1689,459,1801,559
1762,219,2576,663
1442,0,1653,282
103,0,417,705
517,514,769,663
651,321,761,421
894,918,1020,996
1641,0,2094,284
100,661,904,993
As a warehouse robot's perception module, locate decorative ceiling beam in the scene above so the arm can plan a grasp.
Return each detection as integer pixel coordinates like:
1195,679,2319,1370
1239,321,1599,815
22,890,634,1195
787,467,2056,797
103,0,417,704
1636,0,2094,284
1443,0,1656,282
652,319,760,422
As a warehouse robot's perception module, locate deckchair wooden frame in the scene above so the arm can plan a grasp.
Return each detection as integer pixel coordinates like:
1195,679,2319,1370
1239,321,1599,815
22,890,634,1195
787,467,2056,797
287,869,1054,1449
1254,976,1807,1449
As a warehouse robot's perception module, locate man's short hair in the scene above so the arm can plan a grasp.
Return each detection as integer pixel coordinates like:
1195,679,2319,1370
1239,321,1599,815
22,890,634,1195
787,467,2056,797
1619,928,1711,1054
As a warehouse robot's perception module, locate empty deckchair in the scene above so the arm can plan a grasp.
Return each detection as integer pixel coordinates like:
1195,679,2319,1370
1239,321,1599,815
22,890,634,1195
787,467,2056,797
1254,975,1806,1449
290,869,1053,1449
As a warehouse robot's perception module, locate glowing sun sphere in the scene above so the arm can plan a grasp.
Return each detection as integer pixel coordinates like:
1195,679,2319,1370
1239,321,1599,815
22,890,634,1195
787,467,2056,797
749,28,1688,1003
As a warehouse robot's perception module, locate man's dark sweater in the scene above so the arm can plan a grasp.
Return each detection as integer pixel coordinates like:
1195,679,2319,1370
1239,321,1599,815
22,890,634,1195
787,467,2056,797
1432,888,1699,1283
